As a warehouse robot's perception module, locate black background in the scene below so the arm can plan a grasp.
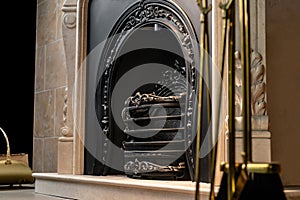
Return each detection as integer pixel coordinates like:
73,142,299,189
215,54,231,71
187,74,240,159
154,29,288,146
0,1,37,167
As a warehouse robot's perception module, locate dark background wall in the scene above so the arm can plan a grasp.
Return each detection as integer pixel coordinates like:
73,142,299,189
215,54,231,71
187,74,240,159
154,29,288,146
0,1,37,167
266,0,300,186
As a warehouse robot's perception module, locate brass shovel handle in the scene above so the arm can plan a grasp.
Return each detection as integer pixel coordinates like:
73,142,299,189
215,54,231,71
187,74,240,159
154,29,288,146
0,127,11,164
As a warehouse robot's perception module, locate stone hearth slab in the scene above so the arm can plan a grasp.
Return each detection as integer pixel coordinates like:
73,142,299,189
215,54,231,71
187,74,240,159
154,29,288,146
33,173,212,200
33,173,300,200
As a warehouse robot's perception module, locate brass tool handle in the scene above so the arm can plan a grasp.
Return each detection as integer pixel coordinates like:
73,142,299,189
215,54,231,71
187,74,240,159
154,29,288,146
209,1,235,199
227,4,236,199
0,127,11,164
239,0,252,164
195,1,212,200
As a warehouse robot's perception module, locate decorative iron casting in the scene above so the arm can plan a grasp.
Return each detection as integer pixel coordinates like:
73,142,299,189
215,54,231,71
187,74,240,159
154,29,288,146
94,0,201,180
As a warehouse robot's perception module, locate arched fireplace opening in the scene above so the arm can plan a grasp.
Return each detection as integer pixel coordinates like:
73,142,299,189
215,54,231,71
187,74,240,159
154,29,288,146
84,0,211,182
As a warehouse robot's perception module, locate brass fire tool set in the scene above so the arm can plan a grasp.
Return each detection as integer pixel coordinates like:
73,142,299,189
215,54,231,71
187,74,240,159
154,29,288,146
195,0,287,199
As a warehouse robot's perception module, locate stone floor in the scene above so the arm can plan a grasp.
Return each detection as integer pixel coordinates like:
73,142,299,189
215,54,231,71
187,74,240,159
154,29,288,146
0,185,71,200
2,180,299,200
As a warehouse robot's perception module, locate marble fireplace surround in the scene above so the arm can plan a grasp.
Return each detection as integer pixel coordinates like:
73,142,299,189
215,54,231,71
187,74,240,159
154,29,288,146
33,0,274,199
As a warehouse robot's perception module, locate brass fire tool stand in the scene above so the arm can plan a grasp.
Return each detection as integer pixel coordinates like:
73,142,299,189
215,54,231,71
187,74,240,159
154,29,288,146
209,0,287,199
208,0,233,199
195,0,212,199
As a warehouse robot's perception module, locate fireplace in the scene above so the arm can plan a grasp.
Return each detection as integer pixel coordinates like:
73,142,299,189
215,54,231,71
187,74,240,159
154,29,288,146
33,0,278,199
84,0,211,181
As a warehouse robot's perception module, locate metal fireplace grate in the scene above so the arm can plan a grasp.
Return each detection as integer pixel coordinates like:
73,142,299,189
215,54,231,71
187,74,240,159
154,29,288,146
122,92,189,180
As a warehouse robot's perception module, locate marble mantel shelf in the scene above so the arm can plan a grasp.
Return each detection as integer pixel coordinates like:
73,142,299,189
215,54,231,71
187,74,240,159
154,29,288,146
33,173,215,200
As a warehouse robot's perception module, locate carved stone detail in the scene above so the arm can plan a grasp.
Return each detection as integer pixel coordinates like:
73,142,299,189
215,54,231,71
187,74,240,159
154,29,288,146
60,0,78,139
62,0,77,29
235,49,266,116
234,52,243,116
58,0,78,175
60,87,71,137
63,13,76,29
250,50,266,115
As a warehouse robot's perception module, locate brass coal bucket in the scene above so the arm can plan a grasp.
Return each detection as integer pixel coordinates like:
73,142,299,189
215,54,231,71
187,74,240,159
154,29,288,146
0,127,35,186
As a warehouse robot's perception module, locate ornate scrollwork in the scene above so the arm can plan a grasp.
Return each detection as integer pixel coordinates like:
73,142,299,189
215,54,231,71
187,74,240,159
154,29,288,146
235,49,266,116
126,92,183,107
60,87,71,137
250,50,266,115
63,13,76,29
60,0,77,139
125,3,164,30
124,159,185,174
96,0,198,178
234,51,243,116
155,62,187,97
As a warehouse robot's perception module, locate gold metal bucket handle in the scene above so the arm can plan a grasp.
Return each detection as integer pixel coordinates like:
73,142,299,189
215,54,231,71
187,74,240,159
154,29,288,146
0,127,35,185
0,127,12,164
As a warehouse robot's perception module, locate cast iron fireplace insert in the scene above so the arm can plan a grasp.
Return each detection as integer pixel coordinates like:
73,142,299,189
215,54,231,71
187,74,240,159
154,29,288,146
84,0,211,182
